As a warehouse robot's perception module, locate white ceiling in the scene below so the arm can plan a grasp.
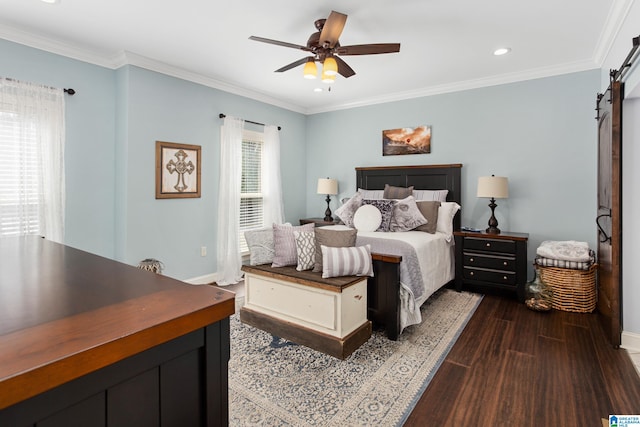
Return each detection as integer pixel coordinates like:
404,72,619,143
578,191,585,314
0,0,628,114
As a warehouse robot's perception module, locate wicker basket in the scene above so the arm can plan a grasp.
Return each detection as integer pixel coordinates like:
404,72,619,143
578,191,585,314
538,264,597,313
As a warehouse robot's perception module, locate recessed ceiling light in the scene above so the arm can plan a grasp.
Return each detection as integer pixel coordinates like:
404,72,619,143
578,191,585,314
41,0,60,3
313,88,322,93
493,48,511,56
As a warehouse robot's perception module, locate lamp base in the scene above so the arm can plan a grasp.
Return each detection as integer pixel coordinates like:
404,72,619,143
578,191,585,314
486,197,501,234
324,195,333,222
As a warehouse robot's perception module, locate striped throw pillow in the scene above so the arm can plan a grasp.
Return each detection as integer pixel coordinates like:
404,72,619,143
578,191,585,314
321,244,373,278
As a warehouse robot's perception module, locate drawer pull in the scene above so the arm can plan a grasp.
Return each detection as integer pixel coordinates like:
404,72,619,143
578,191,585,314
486,243,491,247
470,271,474,276
469,258,474,262
503,276,508,280
503,261,508,266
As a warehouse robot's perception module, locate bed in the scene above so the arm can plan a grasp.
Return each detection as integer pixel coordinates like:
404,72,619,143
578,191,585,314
346,164,462,336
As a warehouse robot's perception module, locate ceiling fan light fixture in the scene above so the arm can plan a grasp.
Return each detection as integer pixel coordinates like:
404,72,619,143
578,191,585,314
321,72,335,84
323,57,338,76
303,59,318,79
493,47,511,56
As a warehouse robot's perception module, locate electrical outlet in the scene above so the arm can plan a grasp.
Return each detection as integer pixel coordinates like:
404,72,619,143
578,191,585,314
201,246,207,257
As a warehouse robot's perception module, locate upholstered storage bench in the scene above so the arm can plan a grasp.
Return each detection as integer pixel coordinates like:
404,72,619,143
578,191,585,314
240,264,372,359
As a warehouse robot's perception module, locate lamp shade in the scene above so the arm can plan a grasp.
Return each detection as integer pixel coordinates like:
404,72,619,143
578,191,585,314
323,57,338,76
321,71,335,84
317,178,338,195
477,176,509,199
303,59,317,79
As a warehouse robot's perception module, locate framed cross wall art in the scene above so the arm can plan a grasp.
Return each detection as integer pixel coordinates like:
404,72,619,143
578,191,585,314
155,141,201,199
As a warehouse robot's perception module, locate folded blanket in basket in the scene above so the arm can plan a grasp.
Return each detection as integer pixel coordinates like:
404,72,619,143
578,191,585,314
535,250,595,271
536,240,591,263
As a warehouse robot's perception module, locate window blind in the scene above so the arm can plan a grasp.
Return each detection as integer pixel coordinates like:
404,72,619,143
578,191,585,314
239,131,264,253
0,111,41,236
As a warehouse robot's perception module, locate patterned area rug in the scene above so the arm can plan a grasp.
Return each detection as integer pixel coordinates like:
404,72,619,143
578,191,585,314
228,289,482,426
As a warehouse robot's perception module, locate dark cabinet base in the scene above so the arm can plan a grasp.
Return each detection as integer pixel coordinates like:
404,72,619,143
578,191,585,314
0,320,230,427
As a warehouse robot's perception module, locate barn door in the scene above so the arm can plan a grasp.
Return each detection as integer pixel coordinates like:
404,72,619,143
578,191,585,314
596,80,623,348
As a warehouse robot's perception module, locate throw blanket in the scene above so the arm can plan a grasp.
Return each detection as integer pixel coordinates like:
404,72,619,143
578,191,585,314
535,250,595,271
356,235,425,300
536,240,591,262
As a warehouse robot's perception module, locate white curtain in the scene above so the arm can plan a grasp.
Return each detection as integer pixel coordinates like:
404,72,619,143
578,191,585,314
0,78,65,243
262,124,284,226
216,116,244,286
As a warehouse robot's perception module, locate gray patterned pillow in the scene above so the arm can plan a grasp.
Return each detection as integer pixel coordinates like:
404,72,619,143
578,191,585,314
313,228,357,273
389,196,428,232
294,230,316,271
272,222,315,267
244,227,274,265
335,192,363,227
362,199,397,232
414,201,441,234
383,184,414,199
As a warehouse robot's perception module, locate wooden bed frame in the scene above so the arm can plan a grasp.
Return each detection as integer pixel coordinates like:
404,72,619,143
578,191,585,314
357,164,462,340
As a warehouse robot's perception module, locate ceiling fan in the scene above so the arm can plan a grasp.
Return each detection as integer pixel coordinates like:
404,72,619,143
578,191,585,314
249,10,400,80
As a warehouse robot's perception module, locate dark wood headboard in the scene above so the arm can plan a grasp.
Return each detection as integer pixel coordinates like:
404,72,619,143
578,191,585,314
355,164,462,230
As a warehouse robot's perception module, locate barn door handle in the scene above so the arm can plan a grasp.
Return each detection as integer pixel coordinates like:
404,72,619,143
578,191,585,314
596,210,611,243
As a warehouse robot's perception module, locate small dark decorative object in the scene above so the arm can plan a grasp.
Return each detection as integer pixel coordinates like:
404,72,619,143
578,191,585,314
138,258,164,274
525,266,552,312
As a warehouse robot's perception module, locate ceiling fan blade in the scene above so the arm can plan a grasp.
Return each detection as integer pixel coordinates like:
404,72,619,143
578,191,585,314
335,43,401,56
275,57,311,73
319,11,347,48
249,36,310,51
334,56,356,78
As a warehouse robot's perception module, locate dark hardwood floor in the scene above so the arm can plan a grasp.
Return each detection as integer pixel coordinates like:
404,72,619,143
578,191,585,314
404,294,640,427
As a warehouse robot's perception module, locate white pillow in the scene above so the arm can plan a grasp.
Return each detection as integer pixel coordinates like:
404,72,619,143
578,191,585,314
321,244,374,278
357,188,385,199
413,189,449,202
436,202,461,241
353,205,382,232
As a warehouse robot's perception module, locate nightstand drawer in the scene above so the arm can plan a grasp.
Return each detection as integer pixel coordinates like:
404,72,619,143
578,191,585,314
463,252,516,271
464,237,515,254
463,267,516,285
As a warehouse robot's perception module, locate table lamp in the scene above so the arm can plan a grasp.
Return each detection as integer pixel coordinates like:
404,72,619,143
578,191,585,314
477,175,509,234
317,178,338,222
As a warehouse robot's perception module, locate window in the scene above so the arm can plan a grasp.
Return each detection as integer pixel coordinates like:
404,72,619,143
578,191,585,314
238,130,264,253
0,111,40,236
0,78,65,242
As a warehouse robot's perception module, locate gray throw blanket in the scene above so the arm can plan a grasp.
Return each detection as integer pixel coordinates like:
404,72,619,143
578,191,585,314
356,235,424,300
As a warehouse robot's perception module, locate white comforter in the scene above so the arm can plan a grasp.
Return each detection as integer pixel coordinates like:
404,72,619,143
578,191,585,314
324,226,455,332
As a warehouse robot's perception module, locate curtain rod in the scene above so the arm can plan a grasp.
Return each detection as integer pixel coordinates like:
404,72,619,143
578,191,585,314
64,88,75,95
219,113,281,131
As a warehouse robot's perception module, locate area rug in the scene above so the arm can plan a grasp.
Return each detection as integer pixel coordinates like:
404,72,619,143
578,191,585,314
228,288,482,426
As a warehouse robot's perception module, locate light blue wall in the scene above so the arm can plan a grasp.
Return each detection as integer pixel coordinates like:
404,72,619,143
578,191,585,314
1,38,117,257
306,71,600,273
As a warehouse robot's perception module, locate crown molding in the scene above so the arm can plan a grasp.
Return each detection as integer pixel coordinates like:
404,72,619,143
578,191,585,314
592,0,635,66
307,59,600,115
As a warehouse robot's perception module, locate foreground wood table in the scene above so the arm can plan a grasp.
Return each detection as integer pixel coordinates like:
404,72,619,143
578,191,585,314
0,236,235,426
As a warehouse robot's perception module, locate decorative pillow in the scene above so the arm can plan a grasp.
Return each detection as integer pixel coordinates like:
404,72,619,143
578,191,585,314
389,196,428,232
362,199,397,232
413,189,449,202
335,192,363,227
294,230,315,271
436,202,461,241
244,227,275,265
357,188,385,199
414,201,441,234
353,205,382,232
383,184,414,200
271,222,315,267
313,228,357,273
321,244,373,278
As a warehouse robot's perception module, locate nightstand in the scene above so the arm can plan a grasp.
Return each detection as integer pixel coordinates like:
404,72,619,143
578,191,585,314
454,230,529,302
299,218,339,227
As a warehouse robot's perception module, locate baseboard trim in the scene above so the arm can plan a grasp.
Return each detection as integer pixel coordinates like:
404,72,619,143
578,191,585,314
184,273,217,285
621,331,640,352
